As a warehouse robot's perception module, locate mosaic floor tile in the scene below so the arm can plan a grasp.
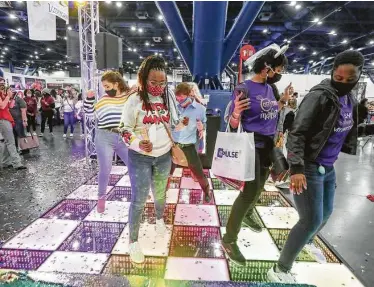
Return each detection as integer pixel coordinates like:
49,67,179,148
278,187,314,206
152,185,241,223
268,229,340,263
67,185,112,200
229,260,274,282
217,206,264,228
182,168,210,178
112,223,172,257
2,219,80,251
211,178,236,190
147,188,180,204
168,177,181,189
257,192,291,207
142,203,176,225
169,226,224,258
255,206,299,229
110,165,128,175
179,189,215,205
103,255,166,278
292,262,364,287
59,221,126,253
180,177,212,190
86,174,122,186
106,186,132,202
172,168,183,178
84,201,130,223
115,175,131,187
38,251,109,274
264,184,279,192
213,190,239,205
165,257,230,281
220,227,279,261
175,204,219,227
43,200,96,220
0,249,52,270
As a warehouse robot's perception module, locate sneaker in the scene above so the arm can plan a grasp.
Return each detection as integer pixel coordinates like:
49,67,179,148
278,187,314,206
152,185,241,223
63,134,67,138
70,133,74,138
32,132,37,136
38,133,44,137
97,196,106,213
222,241,246,266
129,242,145,264
242,214,262,233
50,132,54,136
267,265,297,284
305,243,327,264
155,219,167,236
26,132,31,137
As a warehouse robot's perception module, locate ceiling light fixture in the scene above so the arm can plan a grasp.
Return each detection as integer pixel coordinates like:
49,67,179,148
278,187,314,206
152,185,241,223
369,40,374,45
131,26,136,31
133,48,137,52
9,14,17,19
320,56,325,60
309,60,313,63
105,1,111,3
128,47,132,51
138,28,143,33
295,4,301,9
67,26,72,30
289,1,297,6
4,47,8,51
313,18,319,23
349,47,354,50
342,39,348,44
177,56,181,60
34,51,38,54
46,48,51,51
17,27,22,32
312,51,317,55
145,42,150,46
317,21,323,25
11,36,16,40
329,30,337,36
116,2,122,7
293,59,297,63
173,48,177,52
64,36,67,40
35,56,39,59
158,15,163,20
139,56,143,59
167,35,172,40
263,28,268,33
154,52,158,55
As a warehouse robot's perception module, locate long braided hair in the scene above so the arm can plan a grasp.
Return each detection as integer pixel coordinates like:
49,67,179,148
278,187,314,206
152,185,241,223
137,55,169,111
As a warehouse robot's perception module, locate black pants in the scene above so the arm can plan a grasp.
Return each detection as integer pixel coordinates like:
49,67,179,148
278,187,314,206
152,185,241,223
26,115,37,132
170,143,209,191
41,110,54,133
223,147,272,243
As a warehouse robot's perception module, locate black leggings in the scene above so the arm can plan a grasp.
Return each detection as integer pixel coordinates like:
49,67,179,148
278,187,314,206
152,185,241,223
26,114,37,132
41,110,54,133
223,147,272,243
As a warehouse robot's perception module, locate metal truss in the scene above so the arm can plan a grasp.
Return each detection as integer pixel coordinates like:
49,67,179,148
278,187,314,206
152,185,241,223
78,1,100,163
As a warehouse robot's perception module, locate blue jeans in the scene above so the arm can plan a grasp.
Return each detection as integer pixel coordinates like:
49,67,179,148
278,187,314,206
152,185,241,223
128,149,171,242
95,129,129,197
64,112,75,134
278,162,336,271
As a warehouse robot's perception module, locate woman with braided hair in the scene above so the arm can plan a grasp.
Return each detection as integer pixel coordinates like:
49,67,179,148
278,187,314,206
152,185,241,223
268,50,365,283
120,55,187,264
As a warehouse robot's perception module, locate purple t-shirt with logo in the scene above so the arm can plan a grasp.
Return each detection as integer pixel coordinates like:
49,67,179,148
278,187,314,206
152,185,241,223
316,95,354,166
230,80,278,146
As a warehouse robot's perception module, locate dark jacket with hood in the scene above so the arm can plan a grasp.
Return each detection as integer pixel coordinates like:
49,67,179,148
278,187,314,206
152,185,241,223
287,79,359,175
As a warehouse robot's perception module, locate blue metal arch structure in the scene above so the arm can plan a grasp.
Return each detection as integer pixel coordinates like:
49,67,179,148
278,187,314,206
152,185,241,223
156,1,265,89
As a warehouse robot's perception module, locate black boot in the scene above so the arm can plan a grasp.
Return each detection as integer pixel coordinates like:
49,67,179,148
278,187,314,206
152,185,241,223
242,213,262,233
222,240,246,266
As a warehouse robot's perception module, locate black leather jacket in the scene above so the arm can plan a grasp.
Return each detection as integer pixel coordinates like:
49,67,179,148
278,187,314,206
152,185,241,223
287,79,359,175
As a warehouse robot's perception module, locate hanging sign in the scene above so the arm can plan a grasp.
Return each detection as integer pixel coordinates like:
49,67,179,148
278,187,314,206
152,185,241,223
48,1,69,24
240,45,256,61
27,1,56,41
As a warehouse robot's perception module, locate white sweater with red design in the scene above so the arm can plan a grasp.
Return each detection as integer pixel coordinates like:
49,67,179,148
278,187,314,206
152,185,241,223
120,93,172,157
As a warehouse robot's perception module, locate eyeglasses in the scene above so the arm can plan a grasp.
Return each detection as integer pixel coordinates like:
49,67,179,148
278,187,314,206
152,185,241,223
148,80,167,87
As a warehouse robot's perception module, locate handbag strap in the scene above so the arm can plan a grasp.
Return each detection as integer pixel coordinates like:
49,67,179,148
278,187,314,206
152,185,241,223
150,104,176,146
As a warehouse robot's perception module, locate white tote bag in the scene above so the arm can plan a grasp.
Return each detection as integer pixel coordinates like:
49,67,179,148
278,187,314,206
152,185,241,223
212,121,255,181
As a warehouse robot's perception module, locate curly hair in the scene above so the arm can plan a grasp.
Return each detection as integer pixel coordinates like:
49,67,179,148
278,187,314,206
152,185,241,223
252,49,288,74
137,55,169,111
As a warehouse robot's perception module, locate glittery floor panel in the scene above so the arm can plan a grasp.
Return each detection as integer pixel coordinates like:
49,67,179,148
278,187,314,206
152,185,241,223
0,166,365,287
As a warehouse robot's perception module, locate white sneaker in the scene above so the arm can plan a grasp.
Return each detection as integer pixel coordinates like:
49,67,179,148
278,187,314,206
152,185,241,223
32,132,37,136
305,243,327,264
70,133,74,138
267,265,297,284
63,134,67,138
38,133,44,137
155,219,167,236
50,132,54,136
129,242,145,264
26,132,31,137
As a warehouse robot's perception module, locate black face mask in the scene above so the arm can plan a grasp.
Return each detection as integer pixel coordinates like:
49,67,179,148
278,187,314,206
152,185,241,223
331,77,357,97
106,89,117,97
267,73,282,85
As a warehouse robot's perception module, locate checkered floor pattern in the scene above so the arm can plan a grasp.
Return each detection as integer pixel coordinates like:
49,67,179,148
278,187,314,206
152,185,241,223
0,166,364,287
